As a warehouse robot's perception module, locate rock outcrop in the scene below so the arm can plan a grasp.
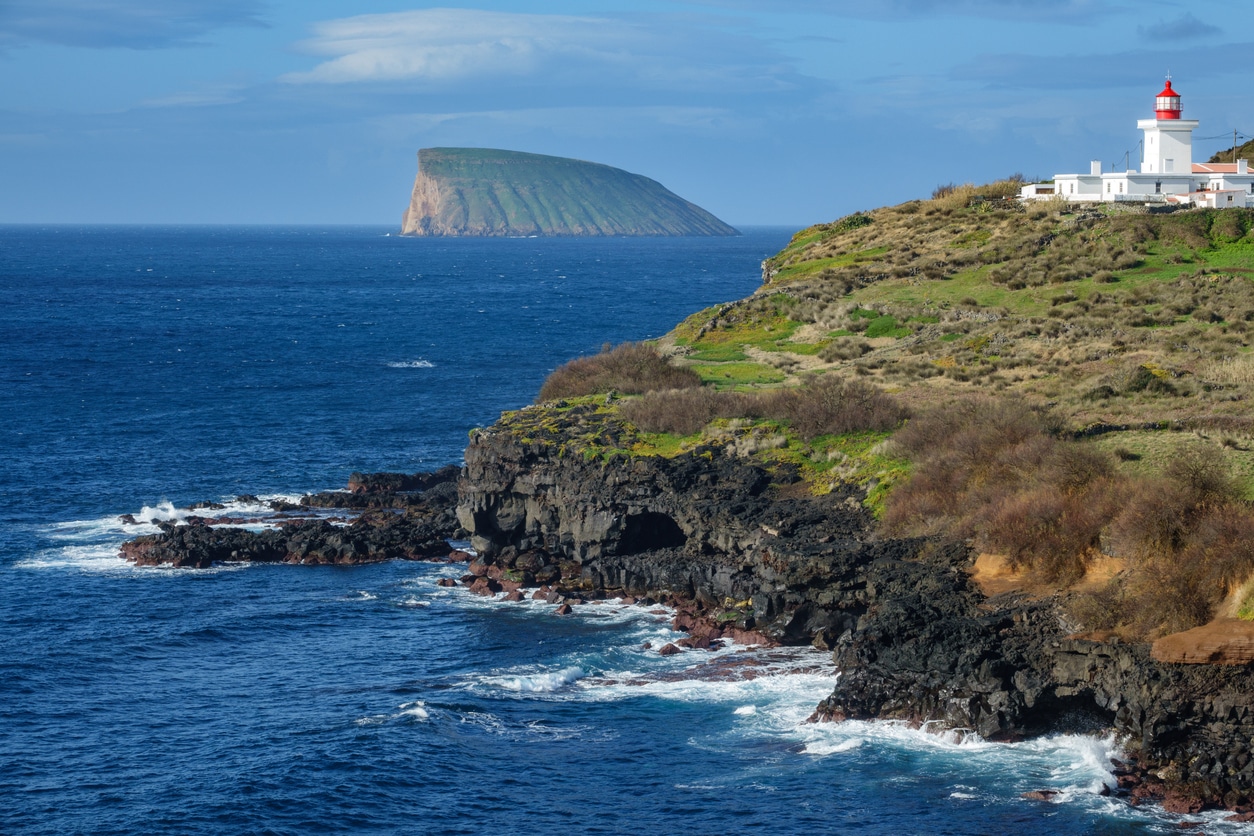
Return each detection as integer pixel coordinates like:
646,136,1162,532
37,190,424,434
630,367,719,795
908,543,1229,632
400,148,739,237
120,469,462,569
456,402,1254,813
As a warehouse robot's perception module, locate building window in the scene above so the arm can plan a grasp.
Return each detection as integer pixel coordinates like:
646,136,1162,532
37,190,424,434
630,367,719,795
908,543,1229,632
1106,182,1111,193
1165,159,1174,173
1156,181,1161,193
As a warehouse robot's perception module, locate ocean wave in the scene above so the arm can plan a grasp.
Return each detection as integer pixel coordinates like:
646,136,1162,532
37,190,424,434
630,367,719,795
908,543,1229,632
397,700,429,720
386,359,435,369
798,719,1121,800
495,666,586,693
15,544,249,575
455,711,601,742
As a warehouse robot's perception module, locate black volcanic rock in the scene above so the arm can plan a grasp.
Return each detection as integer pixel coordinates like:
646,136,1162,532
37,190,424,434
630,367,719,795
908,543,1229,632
119,469,461,569
455,402,1254,812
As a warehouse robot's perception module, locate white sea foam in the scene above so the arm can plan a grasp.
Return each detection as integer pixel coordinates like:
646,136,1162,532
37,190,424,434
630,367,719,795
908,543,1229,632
15,544,132,572
495,666,586,693
387,359,435,369
15,544,249,575
734,705,757,716
455,711,600,742
398,701,429,720
802,737,864,755
136,500,194,524
398,597,430,608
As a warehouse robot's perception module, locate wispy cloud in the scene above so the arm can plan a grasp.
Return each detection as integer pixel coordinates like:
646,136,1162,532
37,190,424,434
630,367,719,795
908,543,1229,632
281,8,797,94
682,0,1121,24
1138,13,1221,42
0,0,266,49
139,85,247,108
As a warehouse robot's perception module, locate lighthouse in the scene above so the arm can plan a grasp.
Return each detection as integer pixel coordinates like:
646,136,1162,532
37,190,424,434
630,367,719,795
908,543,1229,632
1025,78,1253,208
1139,78,1198,175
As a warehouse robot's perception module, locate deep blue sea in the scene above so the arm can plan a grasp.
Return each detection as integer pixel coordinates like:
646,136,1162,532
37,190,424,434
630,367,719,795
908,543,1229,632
0,226,1228,834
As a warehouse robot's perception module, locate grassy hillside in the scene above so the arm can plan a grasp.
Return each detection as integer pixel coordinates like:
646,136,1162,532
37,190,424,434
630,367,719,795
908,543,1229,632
1209,139,1254,165
530,184,1254,642
403,148,738,237
677,187,1254,431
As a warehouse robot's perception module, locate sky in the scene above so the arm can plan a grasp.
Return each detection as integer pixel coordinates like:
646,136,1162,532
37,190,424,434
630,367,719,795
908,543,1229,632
1,0,1250,227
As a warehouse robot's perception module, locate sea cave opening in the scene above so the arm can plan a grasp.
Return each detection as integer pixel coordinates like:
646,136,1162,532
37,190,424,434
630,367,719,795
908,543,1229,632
618,512,687,555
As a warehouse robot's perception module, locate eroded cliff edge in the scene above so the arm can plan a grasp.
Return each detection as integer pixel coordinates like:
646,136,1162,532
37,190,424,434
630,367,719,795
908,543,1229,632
400,148,739,237
457,402,1254,814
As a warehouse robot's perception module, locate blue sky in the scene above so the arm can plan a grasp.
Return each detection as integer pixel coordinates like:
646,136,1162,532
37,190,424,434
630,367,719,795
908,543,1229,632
1,0,1249,226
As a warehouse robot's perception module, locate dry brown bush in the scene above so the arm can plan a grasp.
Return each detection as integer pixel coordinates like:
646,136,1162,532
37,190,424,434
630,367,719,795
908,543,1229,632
538,342,702,402
757,375,907,440
618,376,904,440
884,398,1116,582
980,481,1119,584
619,388,725,436
1067,441,1254,638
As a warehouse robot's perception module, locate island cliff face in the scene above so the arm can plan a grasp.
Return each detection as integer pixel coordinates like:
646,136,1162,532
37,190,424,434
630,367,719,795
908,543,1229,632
456,404,1254,814
400,148,739,237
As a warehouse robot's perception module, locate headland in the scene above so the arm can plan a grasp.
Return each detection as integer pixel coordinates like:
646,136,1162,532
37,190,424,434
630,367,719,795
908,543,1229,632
400,147,739,237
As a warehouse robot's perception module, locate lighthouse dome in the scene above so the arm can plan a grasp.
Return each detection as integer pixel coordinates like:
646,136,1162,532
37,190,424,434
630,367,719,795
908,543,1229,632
1155,79,1182,120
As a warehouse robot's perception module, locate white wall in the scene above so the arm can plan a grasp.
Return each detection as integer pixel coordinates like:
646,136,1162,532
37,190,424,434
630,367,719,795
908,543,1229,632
1139,119,1197,174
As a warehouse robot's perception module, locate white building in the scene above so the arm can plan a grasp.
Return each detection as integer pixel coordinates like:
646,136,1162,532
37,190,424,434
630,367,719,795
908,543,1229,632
1024,80,1254,208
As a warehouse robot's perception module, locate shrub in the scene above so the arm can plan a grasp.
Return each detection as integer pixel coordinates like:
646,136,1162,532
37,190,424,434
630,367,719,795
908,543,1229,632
619,387,725,436
980,482,1117,584
619,374,905,441
884,397,1116,582
537,342,701,401
1165,442,1240,505
819,339,872,362
747,375,907,440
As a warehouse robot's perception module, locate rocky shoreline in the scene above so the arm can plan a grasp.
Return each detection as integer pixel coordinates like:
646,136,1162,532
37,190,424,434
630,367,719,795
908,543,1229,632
119,405,1254,817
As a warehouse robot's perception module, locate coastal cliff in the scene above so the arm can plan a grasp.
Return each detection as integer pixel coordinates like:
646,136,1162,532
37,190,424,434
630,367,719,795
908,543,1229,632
400,148,738,237
456,398,1254,813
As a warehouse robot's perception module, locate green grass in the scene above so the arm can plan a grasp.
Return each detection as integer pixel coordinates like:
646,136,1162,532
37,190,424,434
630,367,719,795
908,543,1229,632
630,431,700,458
864,315,910,339
768,340,831,356
693,362,787,388
1087,430,1254,500
750,428,910,515
770,247,890,284
687,345,749,362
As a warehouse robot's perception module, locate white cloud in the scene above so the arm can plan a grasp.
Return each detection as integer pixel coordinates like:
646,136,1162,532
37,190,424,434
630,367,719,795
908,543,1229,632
280,8,795,93
284,9,644,84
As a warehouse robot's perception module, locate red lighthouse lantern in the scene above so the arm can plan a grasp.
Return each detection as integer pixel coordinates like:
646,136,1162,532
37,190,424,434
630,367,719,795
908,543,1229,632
1155,79,1182,120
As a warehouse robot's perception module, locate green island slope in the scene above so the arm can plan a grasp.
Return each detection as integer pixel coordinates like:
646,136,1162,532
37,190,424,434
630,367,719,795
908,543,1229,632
400,148,738,237
527,182,1254,643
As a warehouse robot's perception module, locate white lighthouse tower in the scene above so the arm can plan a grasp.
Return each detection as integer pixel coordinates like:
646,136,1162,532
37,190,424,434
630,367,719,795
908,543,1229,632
1138,79,1198,175
1030,78,1253,208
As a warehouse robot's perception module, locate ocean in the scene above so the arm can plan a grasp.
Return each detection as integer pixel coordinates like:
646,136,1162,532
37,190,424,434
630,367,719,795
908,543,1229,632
0,225,1225,834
